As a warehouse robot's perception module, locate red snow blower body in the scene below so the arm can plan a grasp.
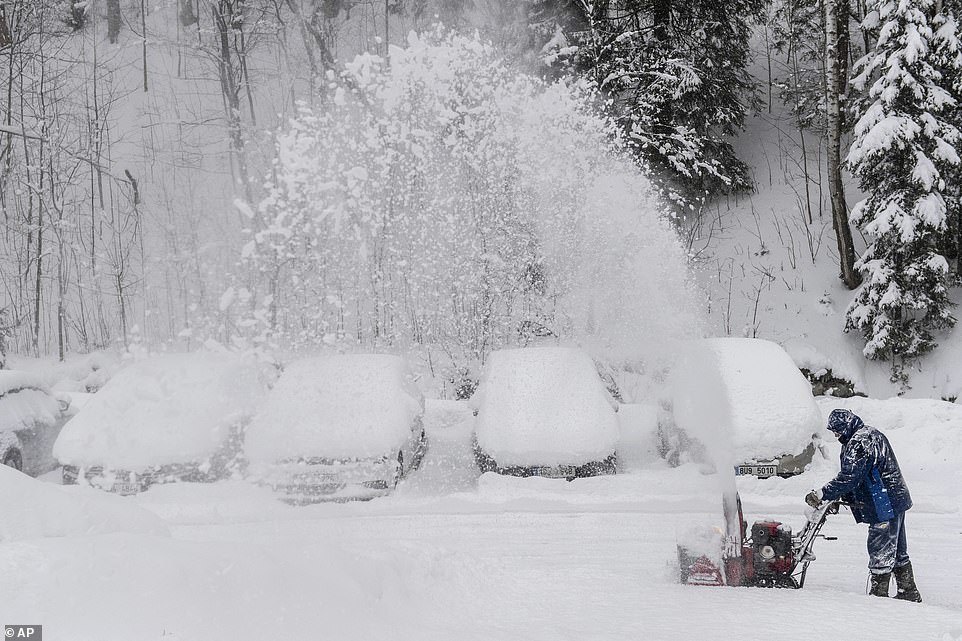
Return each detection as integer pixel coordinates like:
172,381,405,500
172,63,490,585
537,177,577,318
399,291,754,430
678,496,840,589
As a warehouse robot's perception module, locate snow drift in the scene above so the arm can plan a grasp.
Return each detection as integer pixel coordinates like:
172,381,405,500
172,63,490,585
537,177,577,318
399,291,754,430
0,465,168,541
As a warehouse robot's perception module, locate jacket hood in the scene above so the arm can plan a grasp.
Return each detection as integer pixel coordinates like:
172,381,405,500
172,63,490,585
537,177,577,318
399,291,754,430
827,409,864,441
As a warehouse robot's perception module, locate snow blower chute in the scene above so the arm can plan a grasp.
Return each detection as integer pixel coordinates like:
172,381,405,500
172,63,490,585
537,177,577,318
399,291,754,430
678,495,841,589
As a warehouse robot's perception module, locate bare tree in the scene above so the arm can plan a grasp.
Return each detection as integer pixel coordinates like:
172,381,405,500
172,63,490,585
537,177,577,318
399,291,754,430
209,0,257,207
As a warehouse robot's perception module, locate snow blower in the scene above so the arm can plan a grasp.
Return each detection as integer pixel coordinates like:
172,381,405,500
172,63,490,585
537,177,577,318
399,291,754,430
678,495,841,588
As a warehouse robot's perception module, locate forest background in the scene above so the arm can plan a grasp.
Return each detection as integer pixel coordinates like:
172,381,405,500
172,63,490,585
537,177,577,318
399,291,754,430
1,0,960,401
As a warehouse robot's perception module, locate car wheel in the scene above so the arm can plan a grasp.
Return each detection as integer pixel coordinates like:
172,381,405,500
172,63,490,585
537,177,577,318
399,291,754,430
3,448,23,472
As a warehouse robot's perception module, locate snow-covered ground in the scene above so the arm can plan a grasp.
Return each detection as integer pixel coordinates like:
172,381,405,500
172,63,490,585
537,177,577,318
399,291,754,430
2,399,960,641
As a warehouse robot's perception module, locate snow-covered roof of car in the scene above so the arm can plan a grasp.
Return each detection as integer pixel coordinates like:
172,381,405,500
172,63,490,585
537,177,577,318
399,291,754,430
473,347,619,467
244,354,424,464
671,337,821,462
0,371,64,434
53,352,268,470
6,352,120,393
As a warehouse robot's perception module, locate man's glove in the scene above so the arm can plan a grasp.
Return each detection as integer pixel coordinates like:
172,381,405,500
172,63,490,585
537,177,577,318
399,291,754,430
805,489,823,508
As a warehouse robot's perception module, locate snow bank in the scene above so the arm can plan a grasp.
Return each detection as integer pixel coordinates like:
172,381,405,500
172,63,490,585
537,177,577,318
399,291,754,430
423,399,474,431
132,480,294,526
672,338,821,463
396,399,479,498
0,464,168,541
53,352,268,469
473,347,619,466
244,354,424,463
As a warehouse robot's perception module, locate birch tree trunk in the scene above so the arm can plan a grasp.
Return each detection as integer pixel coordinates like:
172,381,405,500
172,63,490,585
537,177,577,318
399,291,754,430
825,0,861,289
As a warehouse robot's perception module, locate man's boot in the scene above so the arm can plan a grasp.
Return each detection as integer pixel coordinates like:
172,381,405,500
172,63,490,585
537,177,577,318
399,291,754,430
893,562,923,602
869,571,891,597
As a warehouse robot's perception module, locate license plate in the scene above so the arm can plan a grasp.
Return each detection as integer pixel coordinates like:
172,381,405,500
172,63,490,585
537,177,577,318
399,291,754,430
294,472,338,483
309,483,342,494
530,466,572,478
286,482,343,494
111,482,140,495
735,465,777,478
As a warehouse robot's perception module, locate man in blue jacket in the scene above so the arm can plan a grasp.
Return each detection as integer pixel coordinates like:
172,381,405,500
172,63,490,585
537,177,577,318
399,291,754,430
805,408,921,601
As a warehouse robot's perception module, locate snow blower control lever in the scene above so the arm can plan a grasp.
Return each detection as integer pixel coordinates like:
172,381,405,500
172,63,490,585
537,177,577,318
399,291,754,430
678,497,842,589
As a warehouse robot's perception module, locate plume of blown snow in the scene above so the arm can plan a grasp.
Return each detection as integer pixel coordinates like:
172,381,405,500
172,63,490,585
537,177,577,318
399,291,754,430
248,29,706,383
512,78,706,368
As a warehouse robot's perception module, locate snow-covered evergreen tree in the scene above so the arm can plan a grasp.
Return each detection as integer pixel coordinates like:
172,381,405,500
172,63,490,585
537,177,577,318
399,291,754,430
846,0,961,381
533,0,763,209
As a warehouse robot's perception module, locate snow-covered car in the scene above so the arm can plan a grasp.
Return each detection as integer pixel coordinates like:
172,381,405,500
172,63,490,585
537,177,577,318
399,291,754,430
669,337,824,478
55,352,268,494
244,354,427,503
471,347,620,479
0,371,71,476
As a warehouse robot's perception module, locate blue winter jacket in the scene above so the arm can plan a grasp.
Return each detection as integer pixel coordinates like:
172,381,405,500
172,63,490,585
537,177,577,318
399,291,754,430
820,411,912,524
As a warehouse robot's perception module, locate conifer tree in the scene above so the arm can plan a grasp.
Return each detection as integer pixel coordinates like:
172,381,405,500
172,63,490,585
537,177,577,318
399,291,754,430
532,0,763,209
846,0,961,382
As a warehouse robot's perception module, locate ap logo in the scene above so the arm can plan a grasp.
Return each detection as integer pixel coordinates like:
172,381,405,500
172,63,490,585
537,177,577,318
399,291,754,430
3,626,41,640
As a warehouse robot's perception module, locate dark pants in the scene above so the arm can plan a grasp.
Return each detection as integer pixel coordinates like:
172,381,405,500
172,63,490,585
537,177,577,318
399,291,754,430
867,511,910,574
